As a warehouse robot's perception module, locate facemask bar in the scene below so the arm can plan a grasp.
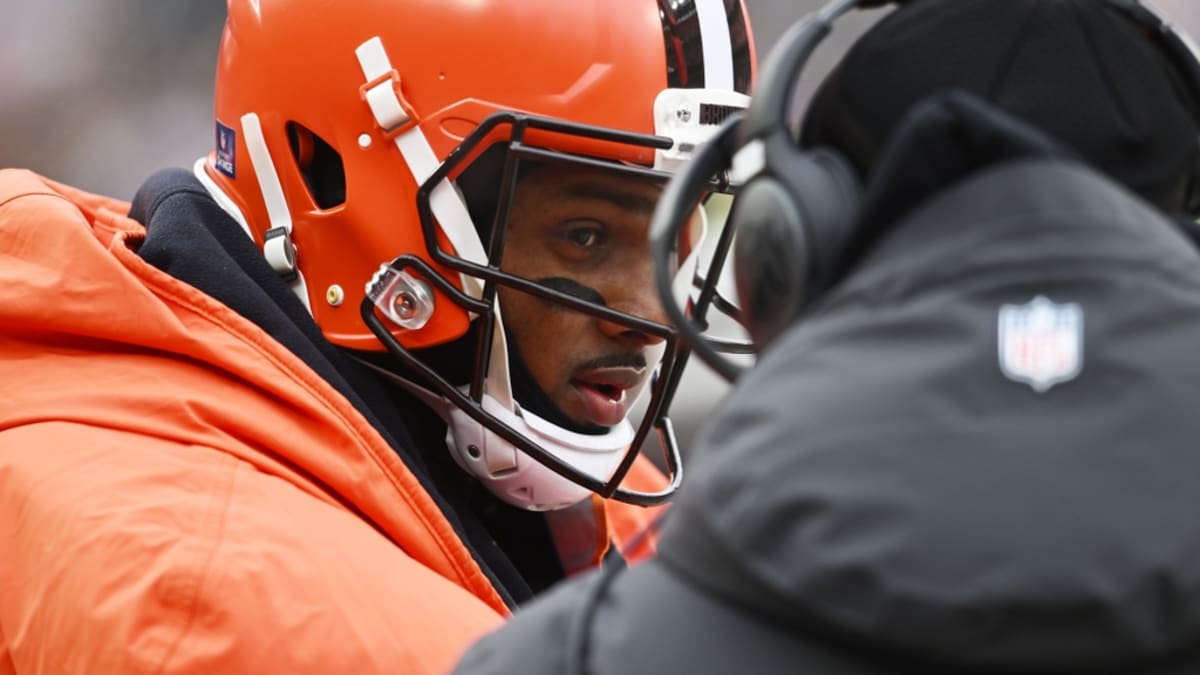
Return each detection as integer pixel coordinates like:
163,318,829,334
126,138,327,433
362,111,690,505
653,0,864,383
650,190,758,409
652,115,752,383
684,193,756,349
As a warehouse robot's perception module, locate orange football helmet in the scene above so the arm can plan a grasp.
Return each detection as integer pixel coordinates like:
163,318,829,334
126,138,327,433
199,0,755,509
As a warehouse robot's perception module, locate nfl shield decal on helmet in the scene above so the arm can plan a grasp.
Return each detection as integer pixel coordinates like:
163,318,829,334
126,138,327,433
997,296,1084,392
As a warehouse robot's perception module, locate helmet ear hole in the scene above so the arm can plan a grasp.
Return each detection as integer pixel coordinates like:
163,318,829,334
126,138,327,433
288,122,316,170
286,121,346,209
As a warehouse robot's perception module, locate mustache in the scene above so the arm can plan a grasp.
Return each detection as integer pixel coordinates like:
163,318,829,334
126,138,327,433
574,352,648,371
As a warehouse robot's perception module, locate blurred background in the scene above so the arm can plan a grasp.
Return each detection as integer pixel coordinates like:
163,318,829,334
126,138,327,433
0,0,892,196
3,0,1198,454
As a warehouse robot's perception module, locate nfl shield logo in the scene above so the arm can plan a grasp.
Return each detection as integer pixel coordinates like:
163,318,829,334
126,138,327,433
215,121,236,178
997,296,1084,392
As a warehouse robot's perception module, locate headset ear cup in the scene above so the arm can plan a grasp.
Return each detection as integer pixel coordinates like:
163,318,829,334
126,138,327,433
733,144,862,349
733,176,809,349
782,146,862,291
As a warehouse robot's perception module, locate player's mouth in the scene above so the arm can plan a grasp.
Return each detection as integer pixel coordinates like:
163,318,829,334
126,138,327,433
569,366,644,427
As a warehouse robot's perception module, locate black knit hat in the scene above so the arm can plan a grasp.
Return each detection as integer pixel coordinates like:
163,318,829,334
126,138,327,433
800,0,1200,210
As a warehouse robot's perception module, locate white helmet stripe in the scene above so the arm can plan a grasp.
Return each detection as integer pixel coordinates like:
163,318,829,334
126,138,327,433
354,37,489,284
240,112,293,235
695,0,736,91
237,113,313,311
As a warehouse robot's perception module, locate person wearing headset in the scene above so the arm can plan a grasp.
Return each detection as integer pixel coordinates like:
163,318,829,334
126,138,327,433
0,0,754,672
453,1,1200,673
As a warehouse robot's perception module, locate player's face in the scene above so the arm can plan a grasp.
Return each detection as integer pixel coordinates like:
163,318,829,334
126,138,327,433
499,164,668,431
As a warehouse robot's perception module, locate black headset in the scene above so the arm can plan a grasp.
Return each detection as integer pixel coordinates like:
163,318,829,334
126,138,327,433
650,0,1200,384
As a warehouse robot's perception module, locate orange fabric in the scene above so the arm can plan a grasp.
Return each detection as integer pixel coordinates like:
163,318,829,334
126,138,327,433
604,455,671,564
0,170,522,673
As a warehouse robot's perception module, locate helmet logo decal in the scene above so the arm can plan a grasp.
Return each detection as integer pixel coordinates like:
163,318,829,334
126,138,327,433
215,120,237,178
997,295,1084,393
698,102,742,126
653,87,750,170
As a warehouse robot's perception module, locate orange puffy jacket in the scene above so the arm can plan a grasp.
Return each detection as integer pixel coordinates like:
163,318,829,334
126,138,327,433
0,170,665,675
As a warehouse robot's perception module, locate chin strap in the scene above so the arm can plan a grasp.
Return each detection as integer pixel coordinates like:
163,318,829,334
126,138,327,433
192,156,313,312
347,352,454,419
351,349,637,511
351,302,640,511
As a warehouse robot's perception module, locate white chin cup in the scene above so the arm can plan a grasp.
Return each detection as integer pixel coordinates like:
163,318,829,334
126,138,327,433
444,393,635,511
